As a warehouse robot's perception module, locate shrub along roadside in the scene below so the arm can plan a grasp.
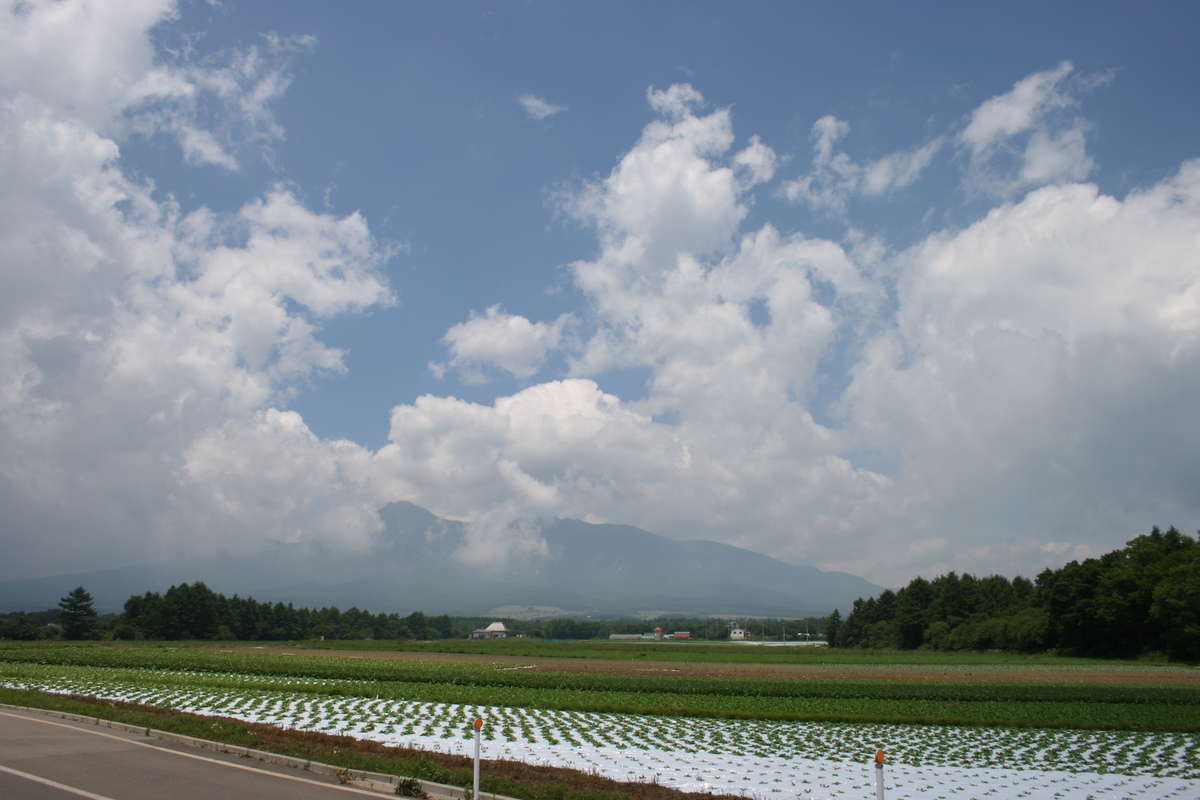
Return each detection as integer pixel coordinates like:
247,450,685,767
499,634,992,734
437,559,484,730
0,688,746,800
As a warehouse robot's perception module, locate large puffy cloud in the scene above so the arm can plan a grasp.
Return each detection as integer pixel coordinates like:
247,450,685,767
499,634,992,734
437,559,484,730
6,10,1198,594
838,163,1200,580
376,379,890,568
413,76,1199,585
404,86,893,568
376,380,690,526
0,1,393,579
175,410,381,554
0,0,170,130
560,88,878,425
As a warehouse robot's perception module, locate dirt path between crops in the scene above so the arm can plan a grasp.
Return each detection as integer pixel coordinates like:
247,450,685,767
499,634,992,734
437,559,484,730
208,645,1200,685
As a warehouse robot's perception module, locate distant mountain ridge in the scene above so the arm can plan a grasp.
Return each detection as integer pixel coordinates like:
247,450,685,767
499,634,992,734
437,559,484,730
0,502,882,617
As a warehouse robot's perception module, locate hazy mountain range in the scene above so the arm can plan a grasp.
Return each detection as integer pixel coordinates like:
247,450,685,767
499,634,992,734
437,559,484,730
0,503,881,617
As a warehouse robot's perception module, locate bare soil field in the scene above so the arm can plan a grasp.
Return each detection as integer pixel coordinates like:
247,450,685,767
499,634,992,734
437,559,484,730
218,645,1200,685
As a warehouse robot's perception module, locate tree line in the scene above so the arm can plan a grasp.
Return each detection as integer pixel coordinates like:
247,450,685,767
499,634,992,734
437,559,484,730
1,581,822,642
0,587,112,641
826,526,1199,661
120,583,458,641
0,584,458,642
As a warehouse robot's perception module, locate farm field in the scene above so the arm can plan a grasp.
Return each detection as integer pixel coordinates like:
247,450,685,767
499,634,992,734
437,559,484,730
232,642,1200,684
17,637,1185,668
239,638,1200,669
1,643,1198,800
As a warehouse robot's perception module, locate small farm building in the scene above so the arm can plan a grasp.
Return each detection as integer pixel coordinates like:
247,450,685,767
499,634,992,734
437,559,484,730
470,621,508,639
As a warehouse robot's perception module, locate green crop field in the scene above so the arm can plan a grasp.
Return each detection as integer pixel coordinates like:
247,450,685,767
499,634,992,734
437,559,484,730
7,637,1169,666
1,643,1197,732
3,642,1199,799
276,637,1175,667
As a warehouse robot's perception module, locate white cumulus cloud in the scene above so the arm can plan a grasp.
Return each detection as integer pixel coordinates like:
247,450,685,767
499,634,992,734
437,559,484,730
436,306,570,382
0,0,316,171
838,163,1200,580
418,71,1199,585
4,6,1197,596
0,2,394,579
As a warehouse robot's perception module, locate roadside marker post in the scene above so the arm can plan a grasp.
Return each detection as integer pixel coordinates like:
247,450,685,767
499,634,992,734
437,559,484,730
473,717,484,799
874,749,886,800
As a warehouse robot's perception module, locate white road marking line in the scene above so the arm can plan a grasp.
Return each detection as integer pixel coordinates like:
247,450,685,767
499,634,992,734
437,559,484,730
0,762,118,799
0,710,388,796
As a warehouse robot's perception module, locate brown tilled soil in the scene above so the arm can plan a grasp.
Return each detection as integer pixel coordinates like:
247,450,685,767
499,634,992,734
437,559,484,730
215,645,1200,685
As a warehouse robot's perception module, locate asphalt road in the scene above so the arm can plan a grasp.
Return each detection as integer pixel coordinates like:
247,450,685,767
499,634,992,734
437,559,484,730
0,708,390,799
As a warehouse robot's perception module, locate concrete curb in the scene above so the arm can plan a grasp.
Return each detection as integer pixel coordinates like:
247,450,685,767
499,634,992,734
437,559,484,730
1,702,518,800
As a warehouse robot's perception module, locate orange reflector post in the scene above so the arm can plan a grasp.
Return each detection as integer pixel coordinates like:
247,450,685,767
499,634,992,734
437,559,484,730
474,717,484,730
875,749,885,764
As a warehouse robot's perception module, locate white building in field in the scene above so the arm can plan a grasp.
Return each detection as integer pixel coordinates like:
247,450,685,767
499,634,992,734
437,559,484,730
470,621,508,639
729,626,747,640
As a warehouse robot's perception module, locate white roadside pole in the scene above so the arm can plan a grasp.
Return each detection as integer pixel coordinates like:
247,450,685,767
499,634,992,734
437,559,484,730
473,717,484,799
874,749,886,800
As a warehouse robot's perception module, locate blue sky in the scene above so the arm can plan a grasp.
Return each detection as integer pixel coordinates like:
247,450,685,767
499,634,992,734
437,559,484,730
134,1,1200,449
3,1,1199,587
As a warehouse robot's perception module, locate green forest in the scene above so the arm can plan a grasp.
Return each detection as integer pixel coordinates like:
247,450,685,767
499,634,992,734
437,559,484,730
0,583,815,643
829,526,1200,661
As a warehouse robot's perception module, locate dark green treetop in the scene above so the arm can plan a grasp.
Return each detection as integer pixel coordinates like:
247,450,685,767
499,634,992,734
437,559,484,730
58,586,98,640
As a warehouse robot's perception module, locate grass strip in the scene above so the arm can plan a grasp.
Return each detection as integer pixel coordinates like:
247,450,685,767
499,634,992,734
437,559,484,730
0,687,748,800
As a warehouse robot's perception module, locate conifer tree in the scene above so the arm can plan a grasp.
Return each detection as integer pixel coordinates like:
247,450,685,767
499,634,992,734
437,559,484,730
824,608,841,646
58,586,98,640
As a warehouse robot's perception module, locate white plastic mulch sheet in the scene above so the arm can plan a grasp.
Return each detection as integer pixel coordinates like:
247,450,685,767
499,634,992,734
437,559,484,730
4,675,1199,800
